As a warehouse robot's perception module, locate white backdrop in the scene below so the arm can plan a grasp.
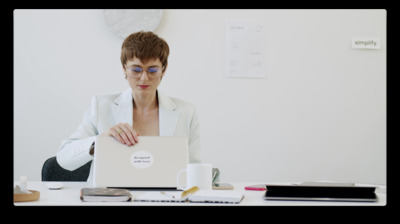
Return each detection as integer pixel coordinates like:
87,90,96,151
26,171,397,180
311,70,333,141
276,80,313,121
14,9,386,184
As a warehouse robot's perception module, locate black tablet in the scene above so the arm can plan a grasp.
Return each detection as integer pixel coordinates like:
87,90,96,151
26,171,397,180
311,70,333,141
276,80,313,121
263,184,377,202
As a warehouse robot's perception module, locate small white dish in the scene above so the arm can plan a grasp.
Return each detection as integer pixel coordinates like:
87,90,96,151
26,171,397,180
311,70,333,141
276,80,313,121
46,182,63,190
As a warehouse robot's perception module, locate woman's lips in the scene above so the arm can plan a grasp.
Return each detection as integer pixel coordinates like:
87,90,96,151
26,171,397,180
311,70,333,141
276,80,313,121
138,85,150,89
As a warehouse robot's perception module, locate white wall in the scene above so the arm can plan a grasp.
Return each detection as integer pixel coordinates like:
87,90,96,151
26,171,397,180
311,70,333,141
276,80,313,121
14,9,386,184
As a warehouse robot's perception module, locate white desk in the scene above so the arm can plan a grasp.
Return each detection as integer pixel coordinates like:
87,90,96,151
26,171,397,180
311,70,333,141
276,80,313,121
13,181,386,206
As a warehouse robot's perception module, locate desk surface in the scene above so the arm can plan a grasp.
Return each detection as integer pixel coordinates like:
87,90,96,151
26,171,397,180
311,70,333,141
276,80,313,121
14,181,386,206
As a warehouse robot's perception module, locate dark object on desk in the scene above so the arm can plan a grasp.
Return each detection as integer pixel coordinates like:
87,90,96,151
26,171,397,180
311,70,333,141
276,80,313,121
263,184,377,202
80,188,132,202
41,156,91,181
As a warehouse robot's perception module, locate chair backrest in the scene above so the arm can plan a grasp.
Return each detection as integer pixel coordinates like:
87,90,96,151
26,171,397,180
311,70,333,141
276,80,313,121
41,156,91,181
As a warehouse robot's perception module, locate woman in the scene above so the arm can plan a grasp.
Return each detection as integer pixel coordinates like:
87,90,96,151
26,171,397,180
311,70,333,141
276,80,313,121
57,31,201,181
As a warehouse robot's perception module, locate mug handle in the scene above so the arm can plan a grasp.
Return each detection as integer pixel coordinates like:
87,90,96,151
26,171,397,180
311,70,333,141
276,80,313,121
176,168,187,190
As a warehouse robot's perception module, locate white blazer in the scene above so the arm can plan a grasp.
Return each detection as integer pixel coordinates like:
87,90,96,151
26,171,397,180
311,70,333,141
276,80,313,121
57,88,201,181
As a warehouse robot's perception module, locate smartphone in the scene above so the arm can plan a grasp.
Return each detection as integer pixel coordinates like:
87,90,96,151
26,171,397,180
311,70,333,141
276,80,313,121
212,182,234,190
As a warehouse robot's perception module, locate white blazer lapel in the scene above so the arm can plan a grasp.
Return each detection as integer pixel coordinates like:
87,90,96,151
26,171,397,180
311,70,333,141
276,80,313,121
111,89,179,136
111,89,133,126
158,92,179,136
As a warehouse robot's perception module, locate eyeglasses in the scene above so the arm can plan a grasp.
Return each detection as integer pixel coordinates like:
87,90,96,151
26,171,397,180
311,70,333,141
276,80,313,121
125,65,163,79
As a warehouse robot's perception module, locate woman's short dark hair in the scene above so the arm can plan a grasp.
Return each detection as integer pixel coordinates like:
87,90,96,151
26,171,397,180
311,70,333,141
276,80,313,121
121,31,169,71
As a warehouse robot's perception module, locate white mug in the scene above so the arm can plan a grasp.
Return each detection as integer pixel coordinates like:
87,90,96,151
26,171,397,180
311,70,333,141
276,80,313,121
177,163,212,190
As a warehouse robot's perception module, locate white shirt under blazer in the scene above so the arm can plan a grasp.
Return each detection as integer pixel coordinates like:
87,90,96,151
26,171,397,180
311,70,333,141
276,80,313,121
57,88,201,181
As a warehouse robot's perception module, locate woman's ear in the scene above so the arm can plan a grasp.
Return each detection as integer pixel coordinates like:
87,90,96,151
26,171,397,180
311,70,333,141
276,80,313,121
122,65,127,79
161,64,167,80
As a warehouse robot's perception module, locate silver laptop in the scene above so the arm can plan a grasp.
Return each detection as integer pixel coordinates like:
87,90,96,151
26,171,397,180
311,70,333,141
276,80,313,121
93,135,188,189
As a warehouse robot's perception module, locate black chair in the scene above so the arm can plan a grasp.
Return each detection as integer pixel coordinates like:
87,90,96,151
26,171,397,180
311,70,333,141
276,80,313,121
41,156,92,181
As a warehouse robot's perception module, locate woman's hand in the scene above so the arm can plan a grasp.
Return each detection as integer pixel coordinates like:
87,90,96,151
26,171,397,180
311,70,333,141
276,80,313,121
102,123,139,146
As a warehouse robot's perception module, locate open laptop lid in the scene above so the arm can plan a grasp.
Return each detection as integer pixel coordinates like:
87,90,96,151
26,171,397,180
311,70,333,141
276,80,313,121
93,135,188,189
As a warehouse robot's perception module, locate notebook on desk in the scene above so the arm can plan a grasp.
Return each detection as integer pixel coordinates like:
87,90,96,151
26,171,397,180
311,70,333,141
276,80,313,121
135,190,244,204
93,135,189,189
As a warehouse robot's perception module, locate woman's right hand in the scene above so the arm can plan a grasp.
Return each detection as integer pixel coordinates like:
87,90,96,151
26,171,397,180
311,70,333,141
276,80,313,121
102,123,140,146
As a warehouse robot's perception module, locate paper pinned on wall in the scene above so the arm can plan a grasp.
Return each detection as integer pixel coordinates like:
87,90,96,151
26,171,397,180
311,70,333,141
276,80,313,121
225,20,266,78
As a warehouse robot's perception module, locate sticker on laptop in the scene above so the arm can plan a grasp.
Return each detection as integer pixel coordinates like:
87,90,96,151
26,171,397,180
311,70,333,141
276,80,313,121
130,151,154,169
